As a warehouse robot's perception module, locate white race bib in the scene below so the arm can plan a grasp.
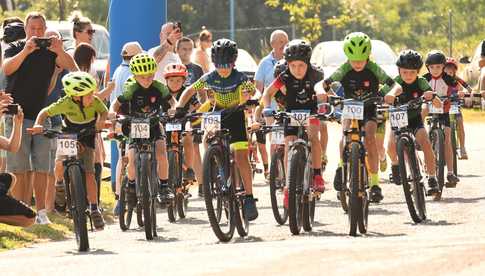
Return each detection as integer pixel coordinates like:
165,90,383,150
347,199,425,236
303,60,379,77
271,130,285,145
165,123,182,132
130,119,150,139
428,103,444,114
290,110,311,126
57,134,78,156
449,104,460,115
389,107,409,128
202,113,221,132
342,101,364,120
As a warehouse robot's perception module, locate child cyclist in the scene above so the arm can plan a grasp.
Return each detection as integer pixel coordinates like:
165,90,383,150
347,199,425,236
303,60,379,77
320,32,402,203
174,38,259,221
163,62,200,182
110,53,175,205
261,39,326,209
422,51,460,186
30,71,108,229
383,50,441,195
444,57,471,160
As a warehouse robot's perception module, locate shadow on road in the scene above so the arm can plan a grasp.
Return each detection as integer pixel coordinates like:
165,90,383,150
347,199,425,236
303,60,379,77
64,248,118,256
176,217,209,225
136,236,179,243
438,196,485,204
369,207,402,216
364,231,407,238
232,236,265,243
405,220,461,226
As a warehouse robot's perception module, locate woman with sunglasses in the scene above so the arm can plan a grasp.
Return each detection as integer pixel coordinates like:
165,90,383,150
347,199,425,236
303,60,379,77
67,11,95,55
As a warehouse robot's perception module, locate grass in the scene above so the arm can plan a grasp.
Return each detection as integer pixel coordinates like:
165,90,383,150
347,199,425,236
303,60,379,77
0,172,116,252
461,108,485,122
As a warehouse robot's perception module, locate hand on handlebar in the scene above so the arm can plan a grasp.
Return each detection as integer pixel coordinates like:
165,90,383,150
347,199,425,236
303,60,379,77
26,124,44,135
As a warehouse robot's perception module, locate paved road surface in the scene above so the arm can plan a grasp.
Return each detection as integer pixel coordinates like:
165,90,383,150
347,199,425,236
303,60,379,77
1,123,485,276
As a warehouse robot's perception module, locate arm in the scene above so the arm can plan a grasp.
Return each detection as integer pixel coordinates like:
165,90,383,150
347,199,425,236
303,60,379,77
194,49,210,73
255,81,264,96
49,37,78,71
3,38,38,76
110,98,121,114
153,42,172,64
95,111,108,130
0,106,23,152
175,84,199,109
95,81,115,101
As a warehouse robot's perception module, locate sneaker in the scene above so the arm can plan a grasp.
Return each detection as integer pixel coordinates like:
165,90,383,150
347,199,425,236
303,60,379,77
90,208,105,230
157,185,174,205
427,177,440,195
321,154,328,170
283,186,289,209
183,168,196,181
313,174,325,193
333,167,343,191
35,209,52,225
391,165,401,185
369,186,384,203
459,148,468,160
379,158,388,172
446,173,459,188
243,196,258,221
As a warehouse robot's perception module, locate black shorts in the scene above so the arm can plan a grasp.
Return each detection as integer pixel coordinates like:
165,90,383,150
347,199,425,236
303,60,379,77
221,109,248,146
0,195,36,218
408,116,425,134
255,130,266,144
437,113,451,127
364,105,378,123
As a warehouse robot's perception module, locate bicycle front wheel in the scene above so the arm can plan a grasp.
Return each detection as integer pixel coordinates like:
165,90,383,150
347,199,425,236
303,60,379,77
67,164,89,251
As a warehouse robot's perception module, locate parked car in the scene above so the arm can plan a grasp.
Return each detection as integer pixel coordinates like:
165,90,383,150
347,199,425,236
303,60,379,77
311,40,398,78
460,41,484,91
47,21,110,84
206,48,258,80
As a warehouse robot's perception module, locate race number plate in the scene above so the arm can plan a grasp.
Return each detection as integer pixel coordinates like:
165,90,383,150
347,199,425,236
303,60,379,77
202,113,221,132
342,100,364,120
449,104,460,115
389,107,409,128
130,119,150,139
165,123,182,132
290,110,311,126
57,134,78,156
271,130,285,145
428,103,444,114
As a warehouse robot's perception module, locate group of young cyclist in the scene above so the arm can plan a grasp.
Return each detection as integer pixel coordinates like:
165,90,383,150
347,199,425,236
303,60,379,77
23,28,482,240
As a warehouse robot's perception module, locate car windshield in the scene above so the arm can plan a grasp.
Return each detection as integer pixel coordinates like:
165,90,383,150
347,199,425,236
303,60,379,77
57,28,110,59
322,41,396,66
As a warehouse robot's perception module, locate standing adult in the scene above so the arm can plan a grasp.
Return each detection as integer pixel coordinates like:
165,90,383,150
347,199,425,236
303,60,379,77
192,28,212,73
68,12,95,53
253,30,289,176
148,22,182,84
176,37,204,87
2,12,77,224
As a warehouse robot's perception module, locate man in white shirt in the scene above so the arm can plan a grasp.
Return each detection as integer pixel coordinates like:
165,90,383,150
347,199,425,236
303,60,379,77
148,22,182,84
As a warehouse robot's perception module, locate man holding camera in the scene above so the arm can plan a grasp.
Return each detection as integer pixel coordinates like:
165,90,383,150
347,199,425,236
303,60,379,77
2,12,77,224
148,21,183,84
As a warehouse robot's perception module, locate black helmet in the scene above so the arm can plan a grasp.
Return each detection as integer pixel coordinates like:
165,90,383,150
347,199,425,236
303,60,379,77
2,22,26,44
273,59,287,78
284,39,312,63
211,38,238,67
425,50,446,66
396,50,423,70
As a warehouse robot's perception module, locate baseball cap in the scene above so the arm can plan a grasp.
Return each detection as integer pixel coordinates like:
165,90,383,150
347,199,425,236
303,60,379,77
121,41,143,57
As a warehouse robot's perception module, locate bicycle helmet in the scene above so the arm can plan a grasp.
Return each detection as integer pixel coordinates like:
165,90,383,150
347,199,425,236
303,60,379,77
211,38,238,68
273,59,288,78
343,32,372,61
129,53,158,76
62,71,97,97
283,39,312,63
445,57,458,69
163,63,188,79
425,50,446,66
396,50,423,70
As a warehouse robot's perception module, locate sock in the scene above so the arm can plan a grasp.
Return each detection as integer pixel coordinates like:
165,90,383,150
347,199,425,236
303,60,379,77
159,179,168,189
313,168,321,176
447,172,454,176
90,203,98,211
263,163,268,172
128,180,136,189
246,194,253,199
370,173,379,187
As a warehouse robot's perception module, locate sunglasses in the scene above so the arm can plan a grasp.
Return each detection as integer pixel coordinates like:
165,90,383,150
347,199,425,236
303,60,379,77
83,29,96,35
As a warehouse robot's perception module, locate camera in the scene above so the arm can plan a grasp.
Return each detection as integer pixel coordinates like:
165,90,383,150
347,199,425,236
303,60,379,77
174,21,182,32
4,104,19,115
34,38,52,48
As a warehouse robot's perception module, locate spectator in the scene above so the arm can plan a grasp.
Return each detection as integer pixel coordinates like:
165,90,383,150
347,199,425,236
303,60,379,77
110,41,142,215
73,42,114,206
148,22,182,84
254,30,288,95
68,11,95,53
2,12,77,224
0,95,34,227
192,28,212,73
176,37,204,87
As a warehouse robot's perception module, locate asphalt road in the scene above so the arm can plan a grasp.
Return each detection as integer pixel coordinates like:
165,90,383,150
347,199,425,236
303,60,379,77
1,123,485,276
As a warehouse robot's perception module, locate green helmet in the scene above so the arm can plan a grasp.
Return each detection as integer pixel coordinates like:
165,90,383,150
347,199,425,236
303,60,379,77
343,32,372,61
62,71,97,97
129,53,158,76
